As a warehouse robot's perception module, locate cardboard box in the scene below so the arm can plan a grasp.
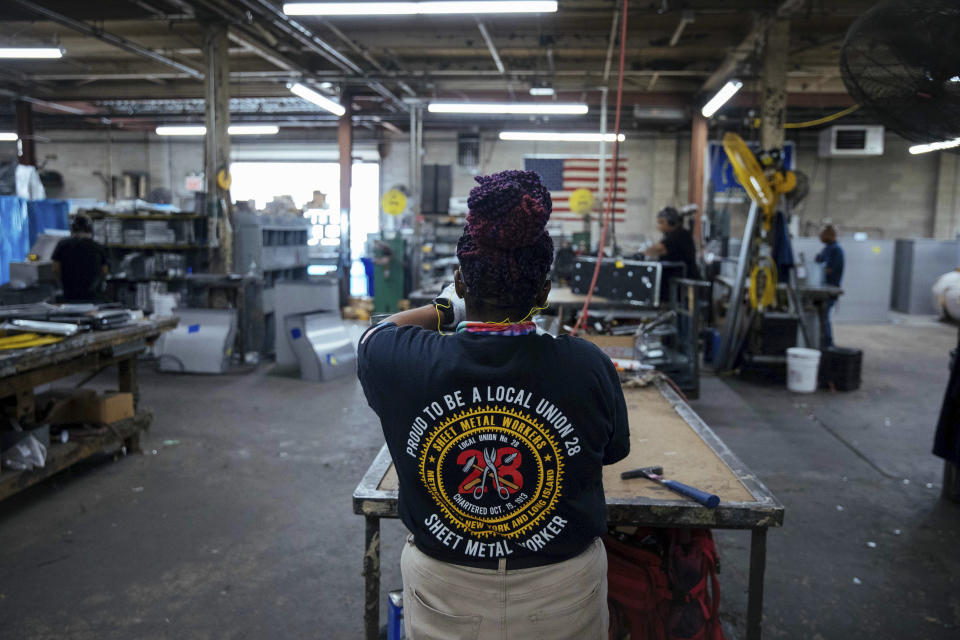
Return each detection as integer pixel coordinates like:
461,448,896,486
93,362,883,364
73,391,134,424
43,389,134,425
582,335,637,360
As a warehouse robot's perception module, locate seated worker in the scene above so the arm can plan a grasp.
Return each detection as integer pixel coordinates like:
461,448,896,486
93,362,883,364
815,224,844,347
358,170,630,640
52,214,108,303
643,206,699,289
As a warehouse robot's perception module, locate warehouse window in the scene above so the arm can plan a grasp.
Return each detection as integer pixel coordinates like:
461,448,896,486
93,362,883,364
230,161,380,260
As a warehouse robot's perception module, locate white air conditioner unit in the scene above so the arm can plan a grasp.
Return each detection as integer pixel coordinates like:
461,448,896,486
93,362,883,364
818,125,884,157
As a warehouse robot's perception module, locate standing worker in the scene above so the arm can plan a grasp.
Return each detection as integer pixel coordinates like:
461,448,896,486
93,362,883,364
52,214,108,303
643,206,699,298
815,224,844,347
358,170,630,640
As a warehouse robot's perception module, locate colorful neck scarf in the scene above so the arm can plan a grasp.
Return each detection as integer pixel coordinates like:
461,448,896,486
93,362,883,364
456,321,537,336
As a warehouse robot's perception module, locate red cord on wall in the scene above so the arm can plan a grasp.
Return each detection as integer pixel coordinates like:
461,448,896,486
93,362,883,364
571,0,629,336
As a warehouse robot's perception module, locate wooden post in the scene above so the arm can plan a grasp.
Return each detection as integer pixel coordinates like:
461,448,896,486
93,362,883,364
338,91,354,304
15,100,36,166
759,19,790,151
204,23,232,273
688,113,707,249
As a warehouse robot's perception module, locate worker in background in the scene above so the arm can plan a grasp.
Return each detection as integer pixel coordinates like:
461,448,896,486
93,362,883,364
815,224,844,347
358,170,629,640
643,206,699,297
52,214,108,303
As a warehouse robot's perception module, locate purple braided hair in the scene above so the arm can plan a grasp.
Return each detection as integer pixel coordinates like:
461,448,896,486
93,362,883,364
456,170,554,307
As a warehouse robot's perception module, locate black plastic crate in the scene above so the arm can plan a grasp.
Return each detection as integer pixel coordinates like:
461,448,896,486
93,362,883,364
819,347,862,391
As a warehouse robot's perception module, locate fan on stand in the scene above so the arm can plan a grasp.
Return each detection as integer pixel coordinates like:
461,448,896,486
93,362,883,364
840,0,960,144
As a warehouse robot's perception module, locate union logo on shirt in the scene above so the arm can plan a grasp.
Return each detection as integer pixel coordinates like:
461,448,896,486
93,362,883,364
418,404,565,540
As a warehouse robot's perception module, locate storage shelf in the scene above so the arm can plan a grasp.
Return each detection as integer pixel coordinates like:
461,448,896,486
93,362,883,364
105,244,206,250
85,213,204,221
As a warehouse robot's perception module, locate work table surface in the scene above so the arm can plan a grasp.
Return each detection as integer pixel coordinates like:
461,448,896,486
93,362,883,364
0,316,179,378
357,380,783,529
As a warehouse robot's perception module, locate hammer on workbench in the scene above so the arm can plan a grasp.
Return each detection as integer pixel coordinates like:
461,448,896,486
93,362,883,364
621,466,720,509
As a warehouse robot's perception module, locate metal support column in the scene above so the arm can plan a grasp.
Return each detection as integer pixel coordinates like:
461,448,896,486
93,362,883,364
759,19,790,151
408,104,423,290
597,86,608,241
15,100,36,166
204,24,232,273
339,91,354,304
688,113,707,248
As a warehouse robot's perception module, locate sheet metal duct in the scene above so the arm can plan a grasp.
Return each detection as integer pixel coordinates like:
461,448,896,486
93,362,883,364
284,310,356,382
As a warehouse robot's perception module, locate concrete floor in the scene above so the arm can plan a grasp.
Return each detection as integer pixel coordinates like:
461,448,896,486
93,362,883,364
0,319,958,639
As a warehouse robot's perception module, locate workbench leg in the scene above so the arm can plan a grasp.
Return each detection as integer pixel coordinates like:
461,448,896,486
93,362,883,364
747,527,768,640
117,357,139,410
15,388,35,425
363,515,381,640
817,303,829,351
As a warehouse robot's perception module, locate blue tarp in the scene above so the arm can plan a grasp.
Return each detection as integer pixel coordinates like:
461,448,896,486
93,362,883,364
27,199,69,246
0,196,29,285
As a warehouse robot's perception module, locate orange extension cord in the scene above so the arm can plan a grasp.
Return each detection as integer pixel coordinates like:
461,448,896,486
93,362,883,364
571,0,629,335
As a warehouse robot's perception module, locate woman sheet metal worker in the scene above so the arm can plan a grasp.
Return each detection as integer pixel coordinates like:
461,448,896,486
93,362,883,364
358,170,630,639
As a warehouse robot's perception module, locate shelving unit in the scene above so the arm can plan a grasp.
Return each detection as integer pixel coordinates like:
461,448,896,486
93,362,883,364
232,211,312,354
418,213,464,293
83,208,209,313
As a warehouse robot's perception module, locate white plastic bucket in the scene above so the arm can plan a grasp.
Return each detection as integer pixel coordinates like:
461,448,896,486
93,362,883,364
787,347,821,393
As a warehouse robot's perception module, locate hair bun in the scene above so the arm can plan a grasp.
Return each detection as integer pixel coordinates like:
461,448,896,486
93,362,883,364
467,194,549,250
465,170,552,251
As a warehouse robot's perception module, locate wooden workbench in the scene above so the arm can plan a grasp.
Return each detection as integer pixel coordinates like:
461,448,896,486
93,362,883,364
0,317,178,501
354,379,784,640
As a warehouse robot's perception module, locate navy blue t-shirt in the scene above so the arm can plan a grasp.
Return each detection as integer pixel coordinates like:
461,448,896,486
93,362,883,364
358,323,630,565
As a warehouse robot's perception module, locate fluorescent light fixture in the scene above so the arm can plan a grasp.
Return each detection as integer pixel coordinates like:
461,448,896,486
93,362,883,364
909,137,960,154
0,47,63,59
156,125,280,136
228,125,280,135
429,102,587,115
0,133,18,142
529,86,555,96
701,79,743,118
499,131,625,142
284,1,557,16
156,126,205,136
289,82,345,116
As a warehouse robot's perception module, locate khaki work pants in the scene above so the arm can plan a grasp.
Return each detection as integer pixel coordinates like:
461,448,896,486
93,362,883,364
400,537,608,640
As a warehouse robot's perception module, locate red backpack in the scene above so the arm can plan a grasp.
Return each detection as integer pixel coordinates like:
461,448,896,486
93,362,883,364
604,528,726,640
605,530,671,640
665,529,724,640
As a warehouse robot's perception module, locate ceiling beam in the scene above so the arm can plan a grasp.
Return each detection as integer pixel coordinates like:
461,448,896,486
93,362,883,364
701,0,808,92
476,19,506,75
227,0,407,110
9,0,204,80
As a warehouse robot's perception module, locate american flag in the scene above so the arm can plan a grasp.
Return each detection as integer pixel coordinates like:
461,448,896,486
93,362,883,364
523,156,626,223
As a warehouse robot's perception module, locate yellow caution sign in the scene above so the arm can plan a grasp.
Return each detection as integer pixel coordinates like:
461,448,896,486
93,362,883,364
569,188,596,215
217,169,232,191
382,189,408,216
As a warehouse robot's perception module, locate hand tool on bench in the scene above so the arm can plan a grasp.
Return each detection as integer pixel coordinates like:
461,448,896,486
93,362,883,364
621,465,720,508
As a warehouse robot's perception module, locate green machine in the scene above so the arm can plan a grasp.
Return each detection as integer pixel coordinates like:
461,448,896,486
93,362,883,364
572,231,592,253
373,234,405,313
